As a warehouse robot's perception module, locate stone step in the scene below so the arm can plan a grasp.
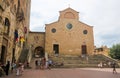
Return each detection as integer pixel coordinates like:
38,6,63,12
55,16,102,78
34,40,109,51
51,54,119,68
53,64,98,68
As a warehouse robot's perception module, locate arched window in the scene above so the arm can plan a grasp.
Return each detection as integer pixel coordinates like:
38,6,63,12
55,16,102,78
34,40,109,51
4,18,10,34
64,12,75,19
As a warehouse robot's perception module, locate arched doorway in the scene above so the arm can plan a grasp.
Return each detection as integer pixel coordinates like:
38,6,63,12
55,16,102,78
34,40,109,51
34,46,44,58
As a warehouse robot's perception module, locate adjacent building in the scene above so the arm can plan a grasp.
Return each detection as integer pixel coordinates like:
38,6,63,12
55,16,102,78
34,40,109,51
0,0,31,64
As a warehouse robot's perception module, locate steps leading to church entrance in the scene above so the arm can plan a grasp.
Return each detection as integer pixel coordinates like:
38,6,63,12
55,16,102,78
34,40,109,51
50,54,119,68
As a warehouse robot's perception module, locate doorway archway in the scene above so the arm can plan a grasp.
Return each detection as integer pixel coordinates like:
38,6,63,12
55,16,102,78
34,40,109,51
34,46,44,58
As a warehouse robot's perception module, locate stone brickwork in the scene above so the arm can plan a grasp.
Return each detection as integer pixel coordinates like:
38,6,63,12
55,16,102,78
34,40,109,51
28,32,45,50
94,46,109,56
45,8,94,56
27,32,45,58
0,0,31,63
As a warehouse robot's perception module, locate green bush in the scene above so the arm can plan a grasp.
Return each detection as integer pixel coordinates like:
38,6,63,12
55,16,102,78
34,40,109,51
109,43,120,60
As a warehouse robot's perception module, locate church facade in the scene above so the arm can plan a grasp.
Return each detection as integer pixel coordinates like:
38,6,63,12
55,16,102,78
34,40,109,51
29,7,94,57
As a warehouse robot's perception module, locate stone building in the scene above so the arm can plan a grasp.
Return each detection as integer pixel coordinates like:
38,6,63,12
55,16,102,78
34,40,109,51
0,0,31,64
94,46,109,56
29,7,94,57
28,32,45,58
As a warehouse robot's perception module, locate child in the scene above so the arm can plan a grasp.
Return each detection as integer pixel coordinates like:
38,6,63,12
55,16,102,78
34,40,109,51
16,66,20,76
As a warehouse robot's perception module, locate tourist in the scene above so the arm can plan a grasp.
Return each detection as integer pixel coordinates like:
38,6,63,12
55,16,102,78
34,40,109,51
26,61,30,68
16,65,20,76
11,60,17,73
98,61,103,68
21,63,24,73
41,57,46,69
48,59,52,70
35,60,38,69
37,59,41,69
0,62,5,77
112,62,117,74
5,61,10,76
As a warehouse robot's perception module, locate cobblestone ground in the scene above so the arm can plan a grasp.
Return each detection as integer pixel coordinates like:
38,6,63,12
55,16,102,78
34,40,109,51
1,68,120,78
1,58,120,78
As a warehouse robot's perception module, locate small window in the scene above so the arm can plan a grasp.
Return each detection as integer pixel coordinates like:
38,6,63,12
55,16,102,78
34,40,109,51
51,28,56,33
83,30,88,34
5,18,10,26
66,23,73,30
4,18,10,34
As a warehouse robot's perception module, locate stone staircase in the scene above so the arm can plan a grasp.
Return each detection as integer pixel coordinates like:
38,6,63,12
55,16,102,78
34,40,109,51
18,48,29,63
50,54,119,68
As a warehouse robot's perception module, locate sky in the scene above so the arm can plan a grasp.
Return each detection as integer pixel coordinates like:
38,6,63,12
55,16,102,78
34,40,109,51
30,0,120,48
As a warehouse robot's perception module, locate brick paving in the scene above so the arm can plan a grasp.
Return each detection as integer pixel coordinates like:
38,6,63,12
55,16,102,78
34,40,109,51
1,58,120,78
1,68,120,78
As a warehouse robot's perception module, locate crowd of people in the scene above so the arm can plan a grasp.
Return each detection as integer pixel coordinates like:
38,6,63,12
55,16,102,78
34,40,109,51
98,61,117,74
0,58,118,77
35,57,53,70
0,60,25,77
0,61,10,77
0,57,55,77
